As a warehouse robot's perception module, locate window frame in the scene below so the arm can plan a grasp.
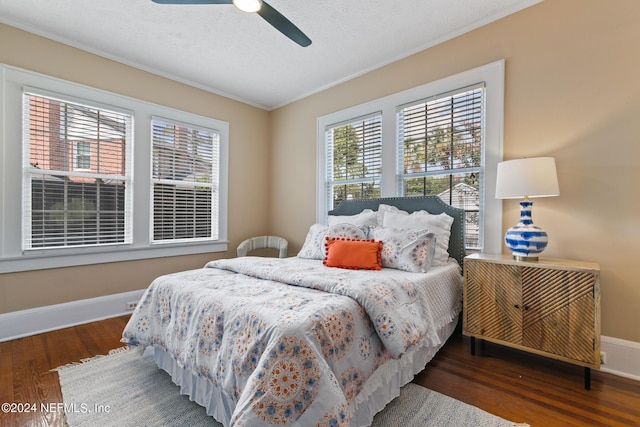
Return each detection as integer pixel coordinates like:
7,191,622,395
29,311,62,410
23,90,134,250
150,116,220,244
397,84,485,249
0,65,229,273
73,141,92,171
324,111,383,209
316,60,504,253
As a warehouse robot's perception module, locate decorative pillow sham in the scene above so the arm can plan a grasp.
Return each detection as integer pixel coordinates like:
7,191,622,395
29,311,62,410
370,227,436,273
382,211,454,266
375,204,407,226
297,223,367,260
327,209,377,227
323,238,382,270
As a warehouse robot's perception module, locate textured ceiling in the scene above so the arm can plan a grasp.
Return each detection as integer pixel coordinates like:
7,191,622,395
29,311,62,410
0,0,540,110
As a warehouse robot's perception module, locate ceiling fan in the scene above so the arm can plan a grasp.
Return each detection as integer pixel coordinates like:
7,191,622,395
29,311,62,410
151,0,312,47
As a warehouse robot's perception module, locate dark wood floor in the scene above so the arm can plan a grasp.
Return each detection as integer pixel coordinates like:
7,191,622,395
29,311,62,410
1,315,639,426
414,333,640,426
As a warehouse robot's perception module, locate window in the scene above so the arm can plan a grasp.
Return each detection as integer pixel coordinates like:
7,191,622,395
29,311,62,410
0,65,229,273
151,118,219,243
325,113,382,209
317,61,504,253
24,92,132,250
397,85,483,248
74,141,92,170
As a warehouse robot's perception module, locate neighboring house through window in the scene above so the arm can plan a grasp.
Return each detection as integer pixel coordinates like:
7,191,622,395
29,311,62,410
317,61,504,253
24,93,132,249
151,117,219,243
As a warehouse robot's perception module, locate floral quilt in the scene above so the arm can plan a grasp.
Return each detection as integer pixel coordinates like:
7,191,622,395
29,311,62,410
122,257,443,426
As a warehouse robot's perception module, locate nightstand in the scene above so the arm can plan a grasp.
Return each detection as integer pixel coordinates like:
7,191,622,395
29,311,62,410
462,253,601,389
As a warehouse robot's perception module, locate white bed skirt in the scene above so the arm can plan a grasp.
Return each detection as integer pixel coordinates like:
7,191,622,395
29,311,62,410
152,314,459,427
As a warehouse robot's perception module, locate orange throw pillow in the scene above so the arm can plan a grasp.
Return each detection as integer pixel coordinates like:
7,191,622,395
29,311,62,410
323,238,382,270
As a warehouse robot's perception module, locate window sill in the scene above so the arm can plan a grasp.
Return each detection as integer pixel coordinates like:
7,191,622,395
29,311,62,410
0,241,229,274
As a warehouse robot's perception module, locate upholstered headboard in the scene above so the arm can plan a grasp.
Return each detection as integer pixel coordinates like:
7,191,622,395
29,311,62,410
328,196,466,269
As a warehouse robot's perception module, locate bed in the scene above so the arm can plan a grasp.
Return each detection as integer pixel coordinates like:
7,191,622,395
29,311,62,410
122,196,465,427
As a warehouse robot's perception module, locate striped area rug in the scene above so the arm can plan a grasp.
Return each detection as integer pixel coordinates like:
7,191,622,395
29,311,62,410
56,347,528,427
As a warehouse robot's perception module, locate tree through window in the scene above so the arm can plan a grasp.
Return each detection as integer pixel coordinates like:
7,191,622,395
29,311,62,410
318,62,504,253
325,113,382,209
398,85,484,248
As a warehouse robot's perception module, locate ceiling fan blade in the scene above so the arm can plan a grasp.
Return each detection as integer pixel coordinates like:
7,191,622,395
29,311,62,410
257,1,311,47
151,0,232,4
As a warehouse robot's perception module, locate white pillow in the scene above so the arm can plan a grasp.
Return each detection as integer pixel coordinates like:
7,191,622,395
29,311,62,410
375,204,407,226
327,209,377,227
297,223,367,260
370,227,436,273
382,211,454,266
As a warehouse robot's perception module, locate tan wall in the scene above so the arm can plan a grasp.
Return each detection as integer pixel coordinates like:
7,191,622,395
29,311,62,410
2,0,640,343
0,24,271,313
269,0,640,342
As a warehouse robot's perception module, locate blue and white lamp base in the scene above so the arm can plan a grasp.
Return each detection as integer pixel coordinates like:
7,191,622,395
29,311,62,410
504,200,548,261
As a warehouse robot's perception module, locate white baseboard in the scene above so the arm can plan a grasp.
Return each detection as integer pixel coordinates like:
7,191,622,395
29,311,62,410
600,335,640,381
0,289,145,343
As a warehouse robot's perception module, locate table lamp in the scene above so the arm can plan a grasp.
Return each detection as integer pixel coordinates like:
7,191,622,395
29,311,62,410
495,157,559,261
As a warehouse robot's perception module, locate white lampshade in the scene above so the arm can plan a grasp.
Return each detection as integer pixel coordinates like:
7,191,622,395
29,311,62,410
495,157,560,199
233,0,262,12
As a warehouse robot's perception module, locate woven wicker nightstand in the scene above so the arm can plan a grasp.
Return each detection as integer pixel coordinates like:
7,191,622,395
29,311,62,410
463,253,601,389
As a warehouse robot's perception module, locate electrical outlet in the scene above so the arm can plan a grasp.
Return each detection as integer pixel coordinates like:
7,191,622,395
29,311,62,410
600,351,607,365
126,301,138,310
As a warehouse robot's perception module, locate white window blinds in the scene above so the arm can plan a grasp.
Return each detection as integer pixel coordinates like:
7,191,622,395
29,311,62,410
325,113,382,210
151,117,219,242
398,84,484,248
23,92,133,249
